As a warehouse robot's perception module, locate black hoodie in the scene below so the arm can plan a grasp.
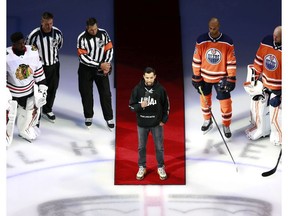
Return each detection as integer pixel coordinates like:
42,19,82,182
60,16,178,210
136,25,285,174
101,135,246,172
129,79,170,127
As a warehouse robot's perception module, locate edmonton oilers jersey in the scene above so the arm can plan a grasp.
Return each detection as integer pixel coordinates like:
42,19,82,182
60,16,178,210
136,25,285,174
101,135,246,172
192,32,237,83
253,35,281,91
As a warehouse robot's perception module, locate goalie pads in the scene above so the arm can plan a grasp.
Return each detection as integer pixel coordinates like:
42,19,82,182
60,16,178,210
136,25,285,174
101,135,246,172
244,64,270,140
269,94,282,145
6,99,18,147
34,84,48,108
245,92,270,140
17,96,41,141
6,87,17,146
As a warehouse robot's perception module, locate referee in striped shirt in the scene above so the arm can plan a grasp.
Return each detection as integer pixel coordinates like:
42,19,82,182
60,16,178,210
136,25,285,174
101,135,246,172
26,11,63,123
77,17,114,130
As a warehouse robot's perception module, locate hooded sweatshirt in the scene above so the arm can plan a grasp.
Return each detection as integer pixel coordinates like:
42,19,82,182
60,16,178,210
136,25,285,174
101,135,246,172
129,79,169,127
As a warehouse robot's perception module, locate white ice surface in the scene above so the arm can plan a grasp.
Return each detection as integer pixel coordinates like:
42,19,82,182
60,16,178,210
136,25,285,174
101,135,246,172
6,55,282,216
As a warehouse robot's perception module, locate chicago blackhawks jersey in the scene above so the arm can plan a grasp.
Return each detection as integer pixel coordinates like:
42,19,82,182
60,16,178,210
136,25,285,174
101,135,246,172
192,33,237,83
253,35,281,91
6,45,45,98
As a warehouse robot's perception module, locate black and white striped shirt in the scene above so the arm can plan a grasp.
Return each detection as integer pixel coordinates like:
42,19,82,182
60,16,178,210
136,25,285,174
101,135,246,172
77,28,113,68
26,26,63,66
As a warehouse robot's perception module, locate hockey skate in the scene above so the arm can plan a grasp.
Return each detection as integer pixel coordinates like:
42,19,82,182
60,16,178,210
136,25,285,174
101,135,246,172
223,125,232,138
85,118,93,128
106,119,115,131
42,112,56,123
201,118,213,134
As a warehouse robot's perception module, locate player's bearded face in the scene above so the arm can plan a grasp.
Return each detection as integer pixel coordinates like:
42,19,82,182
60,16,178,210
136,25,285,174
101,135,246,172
143,73,156,86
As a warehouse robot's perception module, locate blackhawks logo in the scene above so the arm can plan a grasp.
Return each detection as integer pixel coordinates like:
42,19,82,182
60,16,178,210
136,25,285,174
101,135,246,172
15,64,33,80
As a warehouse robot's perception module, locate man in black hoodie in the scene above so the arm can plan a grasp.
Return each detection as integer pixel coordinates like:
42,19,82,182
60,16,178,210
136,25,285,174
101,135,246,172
129,67,170,180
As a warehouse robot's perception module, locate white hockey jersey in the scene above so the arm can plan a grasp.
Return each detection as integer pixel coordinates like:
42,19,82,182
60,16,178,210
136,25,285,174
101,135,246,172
6,45,45,98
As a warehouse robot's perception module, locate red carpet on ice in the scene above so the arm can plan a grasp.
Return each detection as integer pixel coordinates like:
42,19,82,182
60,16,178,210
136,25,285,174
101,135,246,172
114,0,185,185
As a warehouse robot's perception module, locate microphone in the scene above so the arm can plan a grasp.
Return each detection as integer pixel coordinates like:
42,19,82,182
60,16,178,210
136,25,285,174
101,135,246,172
144,91,149,102
143,91,149,109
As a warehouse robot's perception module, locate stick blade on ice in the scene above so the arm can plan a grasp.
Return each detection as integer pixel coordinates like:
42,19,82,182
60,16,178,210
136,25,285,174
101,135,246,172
261,149,282,177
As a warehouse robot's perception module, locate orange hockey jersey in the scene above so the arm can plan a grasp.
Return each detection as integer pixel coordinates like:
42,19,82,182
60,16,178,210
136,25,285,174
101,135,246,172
253,35,281,91
192,33,236,83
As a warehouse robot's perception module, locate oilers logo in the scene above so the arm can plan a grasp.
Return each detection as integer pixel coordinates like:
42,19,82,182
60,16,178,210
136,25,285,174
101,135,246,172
264,54,278,71
206,48,222,65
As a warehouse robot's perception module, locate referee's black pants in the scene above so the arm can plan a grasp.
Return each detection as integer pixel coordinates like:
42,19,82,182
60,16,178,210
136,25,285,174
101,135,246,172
43,62,60,114
78,63,113,121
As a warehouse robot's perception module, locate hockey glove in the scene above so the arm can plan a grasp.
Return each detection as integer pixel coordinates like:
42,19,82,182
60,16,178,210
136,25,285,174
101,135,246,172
217,76,236,93
192,75,204,93
34,84,48,108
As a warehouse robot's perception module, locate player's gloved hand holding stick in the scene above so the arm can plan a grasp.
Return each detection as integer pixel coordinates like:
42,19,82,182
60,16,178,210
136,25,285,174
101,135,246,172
192,75,204,94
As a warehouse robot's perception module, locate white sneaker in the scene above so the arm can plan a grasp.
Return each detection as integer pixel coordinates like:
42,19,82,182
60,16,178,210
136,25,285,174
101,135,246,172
157,166,167,180
136,166,146,180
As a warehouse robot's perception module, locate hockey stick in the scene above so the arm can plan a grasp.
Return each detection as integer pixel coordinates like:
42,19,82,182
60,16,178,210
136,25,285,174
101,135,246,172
262,149,282,177
198,86,238,172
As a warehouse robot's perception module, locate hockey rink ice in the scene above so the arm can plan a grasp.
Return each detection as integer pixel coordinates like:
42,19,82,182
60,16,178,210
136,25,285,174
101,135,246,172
6,54,283,216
